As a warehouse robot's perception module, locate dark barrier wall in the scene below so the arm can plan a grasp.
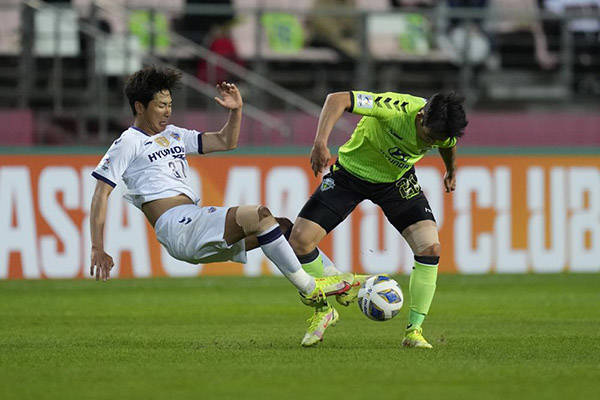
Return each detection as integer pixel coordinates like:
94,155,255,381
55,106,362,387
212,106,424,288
181,111,600,147
1,110,598,147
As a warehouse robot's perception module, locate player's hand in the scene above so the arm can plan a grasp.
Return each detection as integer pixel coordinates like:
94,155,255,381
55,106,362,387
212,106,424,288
90,247,114,282
214,82,242,110
310,142,331,177
444,169,456,192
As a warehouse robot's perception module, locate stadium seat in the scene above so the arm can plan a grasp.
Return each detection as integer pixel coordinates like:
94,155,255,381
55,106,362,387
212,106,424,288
34,6,80,56
95,34,143,76
231,0,338,62
0,1,20,55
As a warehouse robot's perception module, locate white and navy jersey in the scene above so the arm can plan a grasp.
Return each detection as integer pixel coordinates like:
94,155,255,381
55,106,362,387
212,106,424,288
92,125,203,209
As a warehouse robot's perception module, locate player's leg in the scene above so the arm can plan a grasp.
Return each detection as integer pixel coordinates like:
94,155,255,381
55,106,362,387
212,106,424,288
290,165,370,346
290,164,365,278
155,204,352,311
288,216,346,346
224,205,313,294
291,205,369,307
289,216,329,277
376,169,438,348
401,219,439,349
248,217,342,277
223,206,354,300
241,217,292,252
318,247,342,277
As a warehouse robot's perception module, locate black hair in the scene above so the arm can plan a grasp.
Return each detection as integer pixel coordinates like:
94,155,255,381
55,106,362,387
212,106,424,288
124,66,182,116
422,91,468,139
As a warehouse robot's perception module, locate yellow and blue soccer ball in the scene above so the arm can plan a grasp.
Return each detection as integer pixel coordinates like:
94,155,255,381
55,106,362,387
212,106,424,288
357,275,403,321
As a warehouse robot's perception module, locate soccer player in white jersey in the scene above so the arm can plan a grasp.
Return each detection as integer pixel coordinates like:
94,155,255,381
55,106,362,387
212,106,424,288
89,67,363,339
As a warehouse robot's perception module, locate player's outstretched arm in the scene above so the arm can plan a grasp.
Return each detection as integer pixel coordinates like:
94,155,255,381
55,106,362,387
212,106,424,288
310,92,352,176
439,146,457,192
202,82,243,154
90,180,115,281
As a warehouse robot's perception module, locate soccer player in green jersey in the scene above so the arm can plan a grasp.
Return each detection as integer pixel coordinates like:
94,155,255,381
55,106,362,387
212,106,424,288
289,90,468,348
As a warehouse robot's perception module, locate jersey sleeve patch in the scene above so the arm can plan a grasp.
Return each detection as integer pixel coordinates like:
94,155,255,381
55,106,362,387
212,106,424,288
356,93,374,109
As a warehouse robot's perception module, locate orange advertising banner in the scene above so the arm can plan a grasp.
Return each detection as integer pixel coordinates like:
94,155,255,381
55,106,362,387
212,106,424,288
0,154,599,279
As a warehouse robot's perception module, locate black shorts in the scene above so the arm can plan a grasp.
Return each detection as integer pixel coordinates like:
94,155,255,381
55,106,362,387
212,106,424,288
298,161,435,234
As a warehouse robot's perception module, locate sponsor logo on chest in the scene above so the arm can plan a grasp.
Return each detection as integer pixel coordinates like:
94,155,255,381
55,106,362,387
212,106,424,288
379,147,412,169
147,143,185,162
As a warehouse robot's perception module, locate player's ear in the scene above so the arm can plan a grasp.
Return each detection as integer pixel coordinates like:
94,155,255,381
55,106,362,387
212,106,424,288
134,101,145,116
416,109,424,122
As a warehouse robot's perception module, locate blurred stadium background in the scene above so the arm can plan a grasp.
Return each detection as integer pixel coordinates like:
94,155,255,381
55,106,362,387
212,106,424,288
1,2,599,399
0,0,598,278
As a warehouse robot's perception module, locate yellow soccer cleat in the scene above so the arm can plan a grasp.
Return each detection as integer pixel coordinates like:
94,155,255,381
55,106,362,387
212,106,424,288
301,305,339,347
402,327,433,349
335,274,371,306
300,273,354,306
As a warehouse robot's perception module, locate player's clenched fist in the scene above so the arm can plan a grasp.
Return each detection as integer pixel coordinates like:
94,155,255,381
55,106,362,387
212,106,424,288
443,170,456,192
310,141,331,177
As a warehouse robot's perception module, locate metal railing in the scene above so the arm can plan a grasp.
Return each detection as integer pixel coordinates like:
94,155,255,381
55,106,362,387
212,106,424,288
16,1,335,141
2,1,599,144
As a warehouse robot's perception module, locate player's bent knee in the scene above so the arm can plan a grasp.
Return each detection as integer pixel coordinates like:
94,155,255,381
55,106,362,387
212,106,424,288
288,219,326,255
257,206,277,232
403,221,440,256
257,205,272,220
275,217,293,239
235,205,278,235
417,243,441,257
288,233,316,255
234,205,261,235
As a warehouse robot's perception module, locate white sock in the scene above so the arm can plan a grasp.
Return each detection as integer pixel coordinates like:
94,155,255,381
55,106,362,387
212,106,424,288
319,248,343,276
258,225,315,294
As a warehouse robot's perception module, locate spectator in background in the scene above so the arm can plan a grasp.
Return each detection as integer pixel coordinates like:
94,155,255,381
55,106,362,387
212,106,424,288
196,24,243,84
487,0,557,70
173,0,242,84
544,0,600,93
306,0,360,60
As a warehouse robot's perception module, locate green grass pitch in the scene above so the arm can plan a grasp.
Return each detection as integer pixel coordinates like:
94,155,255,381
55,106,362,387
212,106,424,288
1,274,599,400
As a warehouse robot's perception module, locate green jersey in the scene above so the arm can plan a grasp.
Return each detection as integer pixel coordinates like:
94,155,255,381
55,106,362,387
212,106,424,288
337,91,457,183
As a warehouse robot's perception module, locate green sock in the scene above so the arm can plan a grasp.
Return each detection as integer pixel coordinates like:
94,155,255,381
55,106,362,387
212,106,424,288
298,249,324,278
408,310,426,330
408,257,439,330
319,249,342,276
